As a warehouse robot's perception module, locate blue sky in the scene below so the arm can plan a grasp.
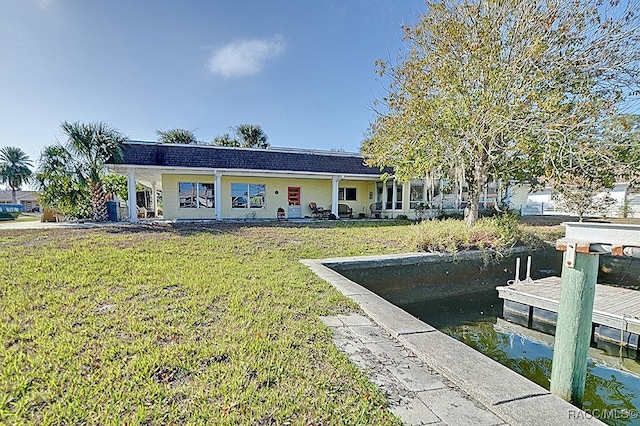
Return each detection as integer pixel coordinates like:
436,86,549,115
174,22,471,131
1,0,425,168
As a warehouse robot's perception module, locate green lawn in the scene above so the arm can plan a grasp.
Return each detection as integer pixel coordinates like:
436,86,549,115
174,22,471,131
0,219,561,425
7,215,40,223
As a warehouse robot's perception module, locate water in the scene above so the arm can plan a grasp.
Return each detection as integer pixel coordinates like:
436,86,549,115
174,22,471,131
402,289,640,425
334,250,640,425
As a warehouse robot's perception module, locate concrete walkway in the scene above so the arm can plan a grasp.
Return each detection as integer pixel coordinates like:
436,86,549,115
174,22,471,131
322,313,506,425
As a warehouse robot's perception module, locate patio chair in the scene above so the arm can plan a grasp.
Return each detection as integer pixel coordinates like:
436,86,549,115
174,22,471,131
309,202,325,218
137,205,152,219
369,202,382,218
338,203,353,218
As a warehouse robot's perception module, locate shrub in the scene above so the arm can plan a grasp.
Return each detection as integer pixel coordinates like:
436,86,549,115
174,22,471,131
407,215,524,256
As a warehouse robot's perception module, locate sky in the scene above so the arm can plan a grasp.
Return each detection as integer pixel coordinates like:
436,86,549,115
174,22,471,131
0,0,426,171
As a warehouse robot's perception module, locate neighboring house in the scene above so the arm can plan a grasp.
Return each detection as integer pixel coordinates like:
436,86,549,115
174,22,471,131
0,190,41,212
509,183,640,218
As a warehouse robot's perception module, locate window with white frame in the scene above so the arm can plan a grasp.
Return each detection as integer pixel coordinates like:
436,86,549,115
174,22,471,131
395,182,403,210
410,182,425,210
231,183,266,208
338,187,357,201
179,182,214,208
385,180,403,210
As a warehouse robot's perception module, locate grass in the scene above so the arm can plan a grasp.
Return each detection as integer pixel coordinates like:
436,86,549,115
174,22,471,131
5,215,39,223
0,218,557,425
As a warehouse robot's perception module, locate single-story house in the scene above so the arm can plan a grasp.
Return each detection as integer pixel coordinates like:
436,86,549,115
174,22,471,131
108,141,496,222
0,190,41,212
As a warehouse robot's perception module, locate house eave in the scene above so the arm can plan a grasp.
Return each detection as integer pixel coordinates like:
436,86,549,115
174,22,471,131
106,164,382,188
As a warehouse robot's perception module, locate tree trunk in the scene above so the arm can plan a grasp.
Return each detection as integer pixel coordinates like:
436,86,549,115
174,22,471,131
90,182,109,222
465,188,481,226
464,164,485,227
10,187,17,204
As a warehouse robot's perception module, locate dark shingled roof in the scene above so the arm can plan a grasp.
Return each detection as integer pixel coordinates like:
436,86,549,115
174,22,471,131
113,142,383,176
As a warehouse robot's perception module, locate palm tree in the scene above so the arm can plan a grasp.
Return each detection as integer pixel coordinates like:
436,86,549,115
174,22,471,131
0,146,33,204
233,124,269,148
211,132,241,147
36,144,91,218
59,121,127,221
156,128,197,144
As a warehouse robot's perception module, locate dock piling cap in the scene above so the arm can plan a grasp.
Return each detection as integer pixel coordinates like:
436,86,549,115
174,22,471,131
557,222,640,259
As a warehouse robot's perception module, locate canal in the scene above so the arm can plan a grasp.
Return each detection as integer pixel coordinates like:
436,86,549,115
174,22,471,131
333,248,640,425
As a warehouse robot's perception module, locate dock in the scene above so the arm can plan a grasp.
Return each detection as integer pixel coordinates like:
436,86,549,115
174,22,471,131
497,277,640,352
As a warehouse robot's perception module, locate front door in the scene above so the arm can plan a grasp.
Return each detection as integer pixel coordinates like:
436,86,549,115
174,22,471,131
287,186,301,218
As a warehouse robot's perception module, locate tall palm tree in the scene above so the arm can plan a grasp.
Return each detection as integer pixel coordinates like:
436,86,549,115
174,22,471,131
60,121,126,221
0,146,33,204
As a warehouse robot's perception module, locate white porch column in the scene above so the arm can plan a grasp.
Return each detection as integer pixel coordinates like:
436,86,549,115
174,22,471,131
403,181,409,213
128,170,137,223
215,172,222,221
152,182,158,217
331,176,341,216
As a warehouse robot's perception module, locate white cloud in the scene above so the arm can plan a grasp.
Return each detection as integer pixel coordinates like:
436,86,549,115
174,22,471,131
207,35,286,78
35,0,55,9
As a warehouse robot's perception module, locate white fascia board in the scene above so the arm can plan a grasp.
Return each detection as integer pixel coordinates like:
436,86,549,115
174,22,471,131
106,164,380,181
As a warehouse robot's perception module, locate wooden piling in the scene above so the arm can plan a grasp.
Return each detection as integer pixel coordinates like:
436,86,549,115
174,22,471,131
549,251,599,406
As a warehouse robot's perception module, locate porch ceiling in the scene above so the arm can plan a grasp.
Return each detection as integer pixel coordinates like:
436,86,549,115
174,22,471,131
107,166,164,191
107,164,382,191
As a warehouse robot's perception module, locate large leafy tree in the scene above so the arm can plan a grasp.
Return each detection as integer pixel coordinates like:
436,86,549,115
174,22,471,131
362,0,640,225
37,121,127,221
157,128,197,144
0,146,33,204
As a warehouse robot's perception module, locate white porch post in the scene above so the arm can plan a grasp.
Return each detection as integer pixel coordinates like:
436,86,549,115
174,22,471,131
128,170,137,223
382,181,388,211
403,181,409,213
331,176,341,216
392,181,398,211
215,172,222,221
152,182,158,217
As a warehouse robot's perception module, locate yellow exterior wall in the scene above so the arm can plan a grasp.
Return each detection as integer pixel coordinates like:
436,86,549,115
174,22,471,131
161,173,380,220
220,176,334,219
162,174,217,220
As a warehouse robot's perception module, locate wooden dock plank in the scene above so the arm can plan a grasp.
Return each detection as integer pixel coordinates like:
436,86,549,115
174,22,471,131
497,277,640,334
